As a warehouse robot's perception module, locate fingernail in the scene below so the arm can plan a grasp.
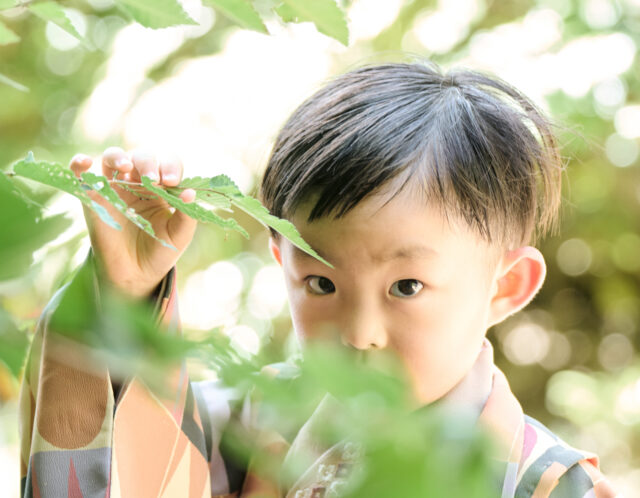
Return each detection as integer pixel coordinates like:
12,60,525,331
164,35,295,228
144,172,159,182
163,174,178,183
115,159,131,169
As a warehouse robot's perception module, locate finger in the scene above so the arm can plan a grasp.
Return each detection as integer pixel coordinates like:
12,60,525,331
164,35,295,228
179,188,196,203
102,146,133,180
159,155,183,187
70,154,93,178
166,204,198,252
129,149,159,183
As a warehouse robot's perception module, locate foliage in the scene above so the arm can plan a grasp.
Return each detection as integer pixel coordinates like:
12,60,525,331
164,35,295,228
1,0,640,494
6,153,330,263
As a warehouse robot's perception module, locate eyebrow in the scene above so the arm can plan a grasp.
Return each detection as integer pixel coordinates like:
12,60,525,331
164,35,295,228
292,244,437,265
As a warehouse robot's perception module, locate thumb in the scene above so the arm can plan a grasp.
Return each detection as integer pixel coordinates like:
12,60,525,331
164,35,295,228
166,189,198,251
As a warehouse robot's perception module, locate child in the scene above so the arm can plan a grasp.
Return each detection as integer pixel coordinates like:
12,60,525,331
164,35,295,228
20,62,619,497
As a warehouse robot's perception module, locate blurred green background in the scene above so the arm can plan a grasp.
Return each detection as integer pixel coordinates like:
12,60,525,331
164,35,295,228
2,0,640,495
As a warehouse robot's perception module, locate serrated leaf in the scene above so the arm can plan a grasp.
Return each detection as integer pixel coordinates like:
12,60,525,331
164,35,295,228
12,156,121,230
141,176,249,238
0,19,19,45
81,172,176,250
202,175,331,266
166,176,231,209
276,0,348,45
0,72,28,92
202,0,267,33
115,0,198,28
229,193,332,267
28,2,92,49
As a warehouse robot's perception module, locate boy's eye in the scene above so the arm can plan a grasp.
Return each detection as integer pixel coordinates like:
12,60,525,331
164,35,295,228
389,279,424,298
306,276,336,295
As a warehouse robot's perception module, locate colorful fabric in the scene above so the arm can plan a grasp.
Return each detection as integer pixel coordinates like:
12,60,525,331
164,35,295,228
20,257,620,497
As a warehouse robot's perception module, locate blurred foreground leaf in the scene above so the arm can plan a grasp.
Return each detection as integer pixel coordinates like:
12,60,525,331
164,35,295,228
0,309,30,378
0,19,19,44
275,0,348,45
203,0,268,33
115,0,198,28
0,0,19,9
28,1,92,49
0,170,71,281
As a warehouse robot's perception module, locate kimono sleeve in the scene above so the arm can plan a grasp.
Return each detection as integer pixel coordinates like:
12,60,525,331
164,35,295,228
17,251,185,497
549,461,621,498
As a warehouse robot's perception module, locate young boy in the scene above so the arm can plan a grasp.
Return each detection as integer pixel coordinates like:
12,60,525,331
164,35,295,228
20,62,619,497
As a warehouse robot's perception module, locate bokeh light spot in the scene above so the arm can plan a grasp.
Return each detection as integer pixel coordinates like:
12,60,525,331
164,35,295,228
556,238,592,276
248,264,287,320
598,333,633,371
502,322,550,365
605,133,639,168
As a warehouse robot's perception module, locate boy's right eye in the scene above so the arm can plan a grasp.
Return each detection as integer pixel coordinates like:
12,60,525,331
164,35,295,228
306,276,336,295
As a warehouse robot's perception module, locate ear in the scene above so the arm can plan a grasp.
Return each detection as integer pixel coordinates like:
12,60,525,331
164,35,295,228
269,237,282,266
487,246,546,327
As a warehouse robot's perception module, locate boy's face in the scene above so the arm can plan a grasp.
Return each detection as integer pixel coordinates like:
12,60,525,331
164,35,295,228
271,185,532,405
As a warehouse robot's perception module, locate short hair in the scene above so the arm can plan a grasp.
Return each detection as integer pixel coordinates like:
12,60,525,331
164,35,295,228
260,62,563,248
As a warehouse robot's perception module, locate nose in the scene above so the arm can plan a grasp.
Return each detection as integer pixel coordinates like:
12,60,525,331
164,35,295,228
340,308,388,350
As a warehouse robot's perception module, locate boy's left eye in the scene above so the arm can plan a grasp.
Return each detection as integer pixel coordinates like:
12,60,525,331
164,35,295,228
389,279,424,298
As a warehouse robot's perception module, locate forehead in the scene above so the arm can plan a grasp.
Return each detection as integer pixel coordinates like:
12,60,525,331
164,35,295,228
287,185,497,270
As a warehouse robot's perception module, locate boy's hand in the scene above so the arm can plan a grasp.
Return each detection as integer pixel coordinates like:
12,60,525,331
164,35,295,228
70,147,198,298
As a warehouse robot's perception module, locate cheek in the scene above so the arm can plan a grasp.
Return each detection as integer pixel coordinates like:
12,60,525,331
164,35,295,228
284,286,333,342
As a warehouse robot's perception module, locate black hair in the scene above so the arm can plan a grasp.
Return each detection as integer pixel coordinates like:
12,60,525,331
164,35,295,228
260,61,563,247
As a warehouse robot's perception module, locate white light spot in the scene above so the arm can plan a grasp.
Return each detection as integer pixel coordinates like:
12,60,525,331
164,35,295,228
606,133,639,168
539,331,572,370
580,0,620,29
226,324,261,356
348,0,403,41
502,322,550,365
616,378,640,424
598,333,633,371
44,8,87,51
546,370,600,424
556,238,592,276
414,0,480,54
615,105,640,139
248,264,287,319
594,78,626,108
181,261,244,330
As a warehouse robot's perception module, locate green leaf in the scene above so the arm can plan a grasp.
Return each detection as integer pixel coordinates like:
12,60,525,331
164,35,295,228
0,19,19,45
12,155,122,230
141,176,249,238
0,171,43,210
0,172,72,281
28,2,92,49
275,0,348,45
0,72,28,92
202,0,267,33
167,176,232,209
114,0,198,28
81,172,176,250
200,174,331,266
229,193,333,267
0,309,30,378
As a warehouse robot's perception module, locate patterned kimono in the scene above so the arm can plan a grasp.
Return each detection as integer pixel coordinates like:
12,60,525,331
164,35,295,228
19,257,620,497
